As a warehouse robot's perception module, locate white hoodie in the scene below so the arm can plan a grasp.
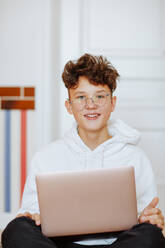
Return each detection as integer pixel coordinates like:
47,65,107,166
18,119,157,245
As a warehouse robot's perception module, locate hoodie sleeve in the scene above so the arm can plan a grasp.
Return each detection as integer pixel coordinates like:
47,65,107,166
135,148,157,215
17,152,41,214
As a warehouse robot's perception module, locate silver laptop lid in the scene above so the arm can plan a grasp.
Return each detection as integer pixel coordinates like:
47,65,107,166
36,166,138,237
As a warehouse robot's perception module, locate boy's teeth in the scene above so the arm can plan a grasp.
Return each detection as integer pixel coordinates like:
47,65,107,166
86,114,98,117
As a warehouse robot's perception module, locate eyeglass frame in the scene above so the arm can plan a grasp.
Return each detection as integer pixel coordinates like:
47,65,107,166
67,92,112,110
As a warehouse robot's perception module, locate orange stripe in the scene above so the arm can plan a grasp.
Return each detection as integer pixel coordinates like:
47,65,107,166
20,111,27,201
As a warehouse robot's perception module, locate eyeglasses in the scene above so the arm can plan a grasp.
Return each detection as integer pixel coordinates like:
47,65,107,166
69,93,111,110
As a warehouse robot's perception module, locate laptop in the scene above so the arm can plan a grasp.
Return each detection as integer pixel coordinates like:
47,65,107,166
36,166,138,237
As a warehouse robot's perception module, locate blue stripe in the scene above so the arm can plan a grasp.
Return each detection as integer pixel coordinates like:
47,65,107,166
5,111,11,212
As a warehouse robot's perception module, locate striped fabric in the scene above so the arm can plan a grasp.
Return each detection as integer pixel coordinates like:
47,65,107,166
0,110,36,214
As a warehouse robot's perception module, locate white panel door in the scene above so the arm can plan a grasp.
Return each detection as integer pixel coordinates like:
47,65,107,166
60,0,165,212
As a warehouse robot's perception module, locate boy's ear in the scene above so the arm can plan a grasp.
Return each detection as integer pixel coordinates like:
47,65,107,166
65,100,73,115
111,96,117,112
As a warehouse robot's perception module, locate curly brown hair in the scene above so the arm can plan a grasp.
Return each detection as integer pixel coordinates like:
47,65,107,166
62,53,119,94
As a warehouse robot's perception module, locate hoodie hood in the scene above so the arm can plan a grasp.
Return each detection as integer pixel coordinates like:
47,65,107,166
63,119,141,156
108,119,140,145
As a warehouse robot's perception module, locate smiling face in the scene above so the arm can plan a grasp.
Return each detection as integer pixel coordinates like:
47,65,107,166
65,76,116,135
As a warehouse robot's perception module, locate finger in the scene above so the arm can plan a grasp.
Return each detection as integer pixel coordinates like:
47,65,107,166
16,213,23,218
157,220,164,230
139,214,150,223
139,214,159,223
32,214,40,226
145,197,159,210
31,214,36,221
31,214,38,221
24,212,32,218
35,214,41,226
143,208,161,216
17,212,32,218
144,215,164,228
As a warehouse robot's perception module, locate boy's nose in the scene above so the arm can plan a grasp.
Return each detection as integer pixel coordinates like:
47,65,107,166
85,97,97,108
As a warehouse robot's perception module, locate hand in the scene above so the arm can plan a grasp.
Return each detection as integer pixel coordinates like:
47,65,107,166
139,197,164,230
16,212,41,226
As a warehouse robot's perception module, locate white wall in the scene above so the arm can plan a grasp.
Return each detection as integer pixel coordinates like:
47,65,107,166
0,0,61,148
0,0,43,84
0,0,61,227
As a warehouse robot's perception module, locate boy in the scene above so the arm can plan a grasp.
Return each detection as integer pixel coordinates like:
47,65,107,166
2,54,165,247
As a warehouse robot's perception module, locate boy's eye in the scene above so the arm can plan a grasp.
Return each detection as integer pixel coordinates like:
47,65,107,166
77,96,86,100
96,95,105,99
